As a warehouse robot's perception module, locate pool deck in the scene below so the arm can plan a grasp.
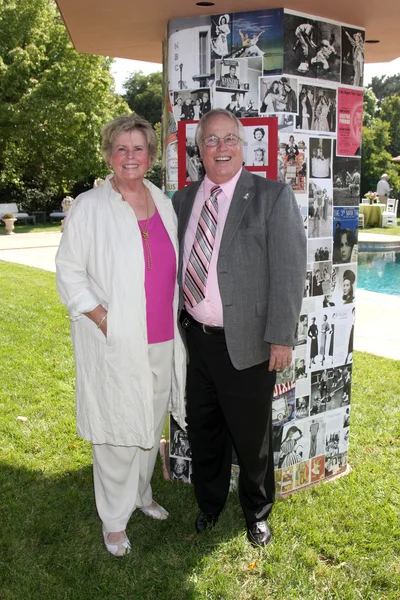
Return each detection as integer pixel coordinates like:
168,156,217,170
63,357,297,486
1,230,399,361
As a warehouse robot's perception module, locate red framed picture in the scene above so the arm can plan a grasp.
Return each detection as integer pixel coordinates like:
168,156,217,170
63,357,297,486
178,117,278,189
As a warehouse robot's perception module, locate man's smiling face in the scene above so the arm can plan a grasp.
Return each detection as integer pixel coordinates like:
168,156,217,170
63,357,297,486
199,115,243,184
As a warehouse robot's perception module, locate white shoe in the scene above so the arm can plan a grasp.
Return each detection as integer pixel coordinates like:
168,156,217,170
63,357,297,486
103,530,131,557
139,501,169,520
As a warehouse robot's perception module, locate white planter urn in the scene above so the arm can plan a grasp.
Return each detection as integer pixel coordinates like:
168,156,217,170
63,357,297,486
2,217,17,234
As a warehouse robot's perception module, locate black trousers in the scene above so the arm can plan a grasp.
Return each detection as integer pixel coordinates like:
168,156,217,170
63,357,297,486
185,327,276,526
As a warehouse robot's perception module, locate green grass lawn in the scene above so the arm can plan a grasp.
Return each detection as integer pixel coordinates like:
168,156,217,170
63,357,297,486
364,217,400,236
1,261,399,600
0,221,62,235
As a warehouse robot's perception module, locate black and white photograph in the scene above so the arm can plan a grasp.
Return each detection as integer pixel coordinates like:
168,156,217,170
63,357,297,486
307,311,335,370
259,76,298,114
310,365,352,416
308,237,332,264
310,261,333,298
330,264,357,306
184,123,204,182
284,12,341,82
341,26,365,87
170,417,192,459
296,83,337,133
309,137,332,179
296,395,310,419
307,416,326,459
243,125,269,166
272,387,295,426
278,134,307,193
333,152,361,205
215,57,263,96
297,313,308,345
333,207,358,264
325,451,348,478
308,180,333,238
211,13,232,59
278,421,310,468
171,89,212,122
168,17,213,91
296,193,309,232
170,456,192,484
295,357,307,379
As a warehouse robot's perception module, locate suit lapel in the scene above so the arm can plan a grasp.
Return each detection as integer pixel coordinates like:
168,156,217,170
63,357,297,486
220,169,256,252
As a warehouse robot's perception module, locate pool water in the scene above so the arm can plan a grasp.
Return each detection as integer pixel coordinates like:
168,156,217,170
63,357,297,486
357,251,400,296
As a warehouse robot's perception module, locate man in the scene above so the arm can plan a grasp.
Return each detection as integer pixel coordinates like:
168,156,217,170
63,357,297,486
172,109,306,546
200,92,211,117
376,173,391,205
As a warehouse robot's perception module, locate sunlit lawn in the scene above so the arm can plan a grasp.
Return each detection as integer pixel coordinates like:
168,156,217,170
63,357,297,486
0,261,399,600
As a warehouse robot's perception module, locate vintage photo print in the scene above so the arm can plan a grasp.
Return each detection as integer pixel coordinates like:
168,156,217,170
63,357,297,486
215,57,263,116
330,264,357,306
283,12,341,82
168,16,213,92
325,451,347,478
294,460,310,488
308,180,333,238
278,133,307,193
307,310,335,371
341,26,365,87
170,416,192,459
337,87,363,156
170,456,192,483
333,207,358,265
296,193,309,232
278,421,310,469
308,237,332,264
178,122,204,184
310,261,333,299
296,394,310,420
211,13,233,59
310,455,325,482
243,124,269,166
333,152,361,206
309,137,332,179
296,82,337,133
259,76,298,114
171,89,212,122
230,9,284,73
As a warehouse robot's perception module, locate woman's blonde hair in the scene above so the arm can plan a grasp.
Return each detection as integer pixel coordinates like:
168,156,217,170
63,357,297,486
101,113,158,164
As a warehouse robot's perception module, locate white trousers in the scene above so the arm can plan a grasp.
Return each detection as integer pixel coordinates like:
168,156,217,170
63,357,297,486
92,340,173,532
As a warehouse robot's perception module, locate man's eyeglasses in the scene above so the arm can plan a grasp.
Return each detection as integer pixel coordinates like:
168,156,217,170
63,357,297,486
202,134,241,147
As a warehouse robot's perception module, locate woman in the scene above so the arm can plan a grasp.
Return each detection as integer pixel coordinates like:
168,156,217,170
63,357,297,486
334,228,356,264
319,314,330,366
225,93,240,115
260,81,279,113
298,88,311,129
279,426,303,468
212,14,230,57
56,114,186,557
342,269,355,304
308,317,319,367
313,95,331,132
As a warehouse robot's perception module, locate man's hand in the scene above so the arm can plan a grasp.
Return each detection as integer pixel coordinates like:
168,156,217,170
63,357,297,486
268,344,292,372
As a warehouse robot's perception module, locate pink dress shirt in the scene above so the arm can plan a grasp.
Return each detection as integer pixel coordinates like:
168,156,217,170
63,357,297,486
182,168,243,327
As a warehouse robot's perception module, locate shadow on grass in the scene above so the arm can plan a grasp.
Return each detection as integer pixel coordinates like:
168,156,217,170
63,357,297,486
0,459,245,600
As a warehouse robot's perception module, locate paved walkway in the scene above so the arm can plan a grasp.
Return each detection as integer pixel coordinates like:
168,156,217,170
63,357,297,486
0,231,399,361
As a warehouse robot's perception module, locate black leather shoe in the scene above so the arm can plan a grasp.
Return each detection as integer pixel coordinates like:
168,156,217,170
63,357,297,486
195,512,219,533
247,521,272,547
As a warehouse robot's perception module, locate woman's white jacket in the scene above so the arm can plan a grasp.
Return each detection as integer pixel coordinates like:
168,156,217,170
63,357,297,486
56,175,186,447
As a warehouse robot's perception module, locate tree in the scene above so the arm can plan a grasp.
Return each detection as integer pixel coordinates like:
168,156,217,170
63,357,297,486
361,119,400,197
380,95,400,157
363,87,377,128
123,71,162,126
367,74,400,104
0,0,129,210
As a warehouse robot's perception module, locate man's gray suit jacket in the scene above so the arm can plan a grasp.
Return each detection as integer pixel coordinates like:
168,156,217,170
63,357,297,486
173,168,307,371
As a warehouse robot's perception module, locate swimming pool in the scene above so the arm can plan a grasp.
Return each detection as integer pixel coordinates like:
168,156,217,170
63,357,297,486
357,251,400,296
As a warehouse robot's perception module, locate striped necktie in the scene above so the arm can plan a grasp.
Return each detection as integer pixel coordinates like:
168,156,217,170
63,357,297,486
184,185,222,308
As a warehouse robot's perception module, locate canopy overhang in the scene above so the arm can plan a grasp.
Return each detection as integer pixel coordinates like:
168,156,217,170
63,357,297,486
56,0,400,64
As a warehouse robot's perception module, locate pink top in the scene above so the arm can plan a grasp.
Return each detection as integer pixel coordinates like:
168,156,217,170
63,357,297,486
139,209,176,344
182,168,243,327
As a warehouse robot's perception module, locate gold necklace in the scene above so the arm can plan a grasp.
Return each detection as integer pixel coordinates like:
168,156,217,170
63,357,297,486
113,178,153,270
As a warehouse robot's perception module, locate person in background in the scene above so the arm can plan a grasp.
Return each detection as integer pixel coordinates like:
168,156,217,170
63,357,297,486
56,113,186,557
376,173,391,206
173,108,306,547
